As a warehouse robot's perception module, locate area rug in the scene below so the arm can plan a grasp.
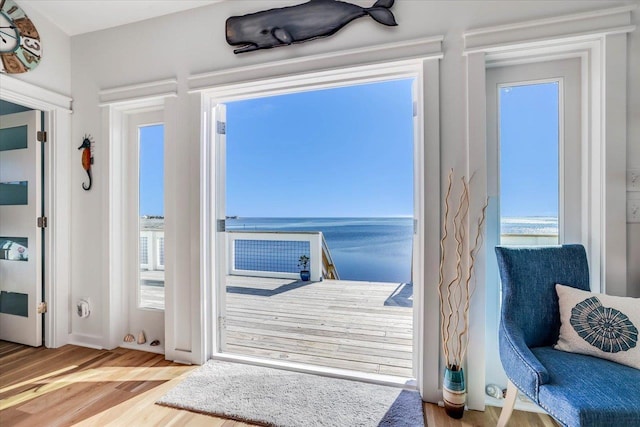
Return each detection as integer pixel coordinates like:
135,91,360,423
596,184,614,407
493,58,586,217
156,360,424,427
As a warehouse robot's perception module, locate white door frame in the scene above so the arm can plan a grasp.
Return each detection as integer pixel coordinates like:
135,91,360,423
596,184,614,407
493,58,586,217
484,58,582,398
464,5,633,410
122,110,165,355
196,56,441,399
98,79,177,351
0,74,73,348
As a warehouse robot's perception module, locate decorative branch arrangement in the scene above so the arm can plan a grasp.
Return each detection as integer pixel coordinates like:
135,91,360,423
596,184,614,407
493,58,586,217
438,169,488,369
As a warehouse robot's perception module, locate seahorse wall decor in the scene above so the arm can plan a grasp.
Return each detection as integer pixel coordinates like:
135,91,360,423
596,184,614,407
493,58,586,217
225,0,397,54
78,135,93,191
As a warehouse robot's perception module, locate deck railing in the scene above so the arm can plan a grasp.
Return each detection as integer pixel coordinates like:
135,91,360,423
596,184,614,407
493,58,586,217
321,234,340,280
139,230,165,271
500,233,559,245
227,230,336,281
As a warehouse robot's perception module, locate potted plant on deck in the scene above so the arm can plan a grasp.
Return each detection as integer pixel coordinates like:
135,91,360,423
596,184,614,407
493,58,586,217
298,255,311,281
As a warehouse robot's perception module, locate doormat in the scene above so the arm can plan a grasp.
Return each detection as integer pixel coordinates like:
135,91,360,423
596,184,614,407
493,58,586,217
156,360,424,427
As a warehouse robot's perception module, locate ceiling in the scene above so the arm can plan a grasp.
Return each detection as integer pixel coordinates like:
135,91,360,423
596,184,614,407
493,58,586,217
20,0,224,36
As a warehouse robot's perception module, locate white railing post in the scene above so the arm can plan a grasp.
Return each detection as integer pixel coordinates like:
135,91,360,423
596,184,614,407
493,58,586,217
310,233,322,282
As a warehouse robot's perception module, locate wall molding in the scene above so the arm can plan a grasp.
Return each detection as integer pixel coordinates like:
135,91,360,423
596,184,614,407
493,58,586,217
68,333,104,349
464,4,635,54
0,74,72,111
98,78,178,107
188,36,443,91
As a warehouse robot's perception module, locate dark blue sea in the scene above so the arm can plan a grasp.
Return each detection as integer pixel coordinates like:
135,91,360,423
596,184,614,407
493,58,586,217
226,217,559,283
227,217,414,283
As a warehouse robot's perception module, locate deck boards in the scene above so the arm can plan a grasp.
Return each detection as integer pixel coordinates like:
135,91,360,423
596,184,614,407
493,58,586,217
224,276,414,378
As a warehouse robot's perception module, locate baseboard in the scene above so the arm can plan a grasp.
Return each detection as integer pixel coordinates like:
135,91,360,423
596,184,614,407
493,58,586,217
120,341,165,355
67,333,104,349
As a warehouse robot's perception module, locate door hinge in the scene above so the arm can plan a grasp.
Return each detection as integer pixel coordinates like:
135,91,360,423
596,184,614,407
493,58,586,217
37,131,47,142
217,219,226,232
37,301,47,314
413,219,418,234
216,120,226,135
37,216,48,228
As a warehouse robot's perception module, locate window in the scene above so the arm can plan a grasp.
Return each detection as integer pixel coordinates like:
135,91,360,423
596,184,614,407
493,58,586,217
485,57,581,391
499,81,560,245
137,123,165,309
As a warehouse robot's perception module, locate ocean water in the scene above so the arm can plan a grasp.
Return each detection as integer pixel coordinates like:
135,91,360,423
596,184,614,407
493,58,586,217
501,216,558,235
226,216,559,284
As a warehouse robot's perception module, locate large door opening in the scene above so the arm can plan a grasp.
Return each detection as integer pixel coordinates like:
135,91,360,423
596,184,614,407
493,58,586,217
213,77,418,381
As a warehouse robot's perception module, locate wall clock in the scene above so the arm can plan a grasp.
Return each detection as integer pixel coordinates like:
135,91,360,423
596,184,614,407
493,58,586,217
0,0,41,74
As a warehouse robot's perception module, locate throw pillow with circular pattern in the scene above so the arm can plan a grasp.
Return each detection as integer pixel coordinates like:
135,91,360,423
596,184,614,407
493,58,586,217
555,284,639,370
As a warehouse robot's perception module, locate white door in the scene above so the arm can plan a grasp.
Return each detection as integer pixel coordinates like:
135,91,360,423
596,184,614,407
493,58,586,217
485,58,581,387
213,103,227,353
0,110,43,347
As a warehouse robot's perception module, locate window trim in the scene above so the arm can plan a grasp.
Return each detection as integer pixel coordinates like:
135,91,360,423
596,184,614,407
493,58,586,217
100,80,176,350
127,111,164,311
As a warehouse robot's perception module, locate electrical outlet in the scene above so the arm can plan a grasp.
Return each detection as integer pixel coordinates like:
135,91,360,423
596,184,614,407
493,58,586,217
628,169,640,191
628,199,640,223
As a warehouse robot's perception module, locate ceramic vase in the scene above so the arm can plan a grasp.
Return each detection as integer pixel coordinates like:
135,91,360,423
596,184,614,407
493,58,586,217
443,365,466,419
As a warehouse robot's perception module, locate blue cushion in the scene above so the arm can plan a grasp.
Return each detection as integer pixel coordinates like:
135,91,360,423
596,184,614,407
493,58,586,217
532,347,640,427
496,245,590,348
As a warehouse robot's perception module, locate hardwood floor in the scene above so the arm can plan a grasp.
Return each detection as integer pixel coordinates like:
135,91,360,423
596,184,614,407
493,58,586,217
0,342,557,426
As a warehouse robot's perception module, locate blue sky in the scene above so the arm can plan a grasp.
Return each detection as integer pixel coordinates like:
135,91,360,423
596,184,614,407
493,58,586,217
138,79,559,220
499,82,559,218
139,124,164,216
226,79,415,217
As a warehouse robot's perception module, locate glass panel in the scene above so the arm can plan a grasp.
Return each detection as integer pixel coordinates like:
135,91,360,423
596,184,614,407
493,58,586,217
0,181,28,205
500,82,559,245
0,125,28,151
0,291,28,317
0,237,28,261
138,124,164,310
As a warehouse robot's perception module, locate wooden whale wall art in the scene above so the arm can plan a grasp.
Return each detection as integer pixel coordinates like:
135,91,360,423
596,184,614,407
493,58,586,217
225,0,397,54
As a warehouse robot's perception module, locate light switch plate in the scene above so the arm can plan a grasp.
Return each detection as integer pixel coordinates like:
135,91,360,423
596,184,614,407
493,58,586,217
628,169,640,191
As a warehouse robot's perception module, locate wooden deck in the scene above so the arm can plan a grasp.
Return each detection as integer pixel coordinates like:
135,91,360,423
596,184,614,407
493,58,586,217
223,276,414,378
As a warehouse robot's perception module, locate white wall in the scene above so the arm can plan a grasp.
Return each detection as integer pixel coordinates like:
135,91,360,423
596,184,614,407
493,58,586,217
627,14,640,297
67,0,639,386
